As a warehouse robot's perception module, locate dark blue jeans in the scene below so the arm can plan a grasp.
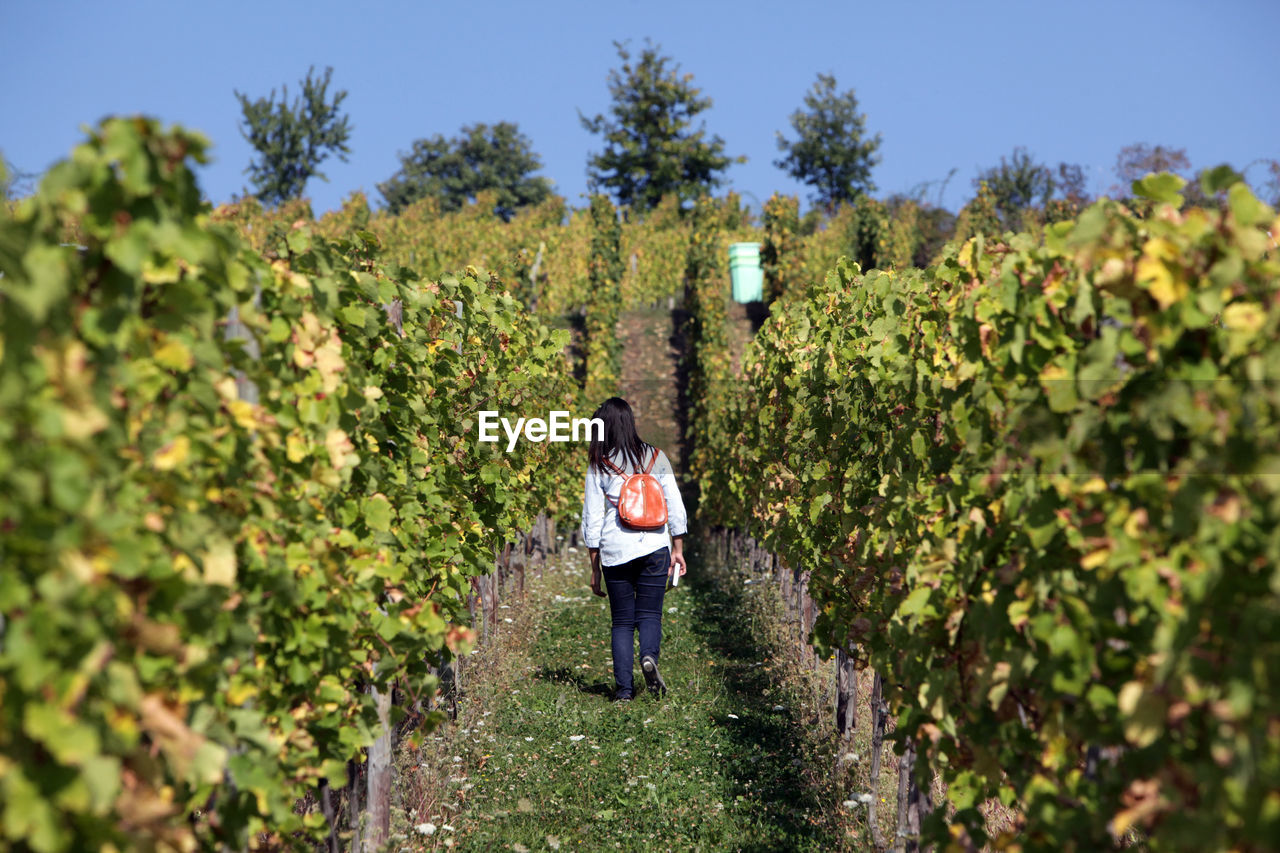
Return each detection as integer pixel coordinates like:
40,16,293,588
602,547,670,698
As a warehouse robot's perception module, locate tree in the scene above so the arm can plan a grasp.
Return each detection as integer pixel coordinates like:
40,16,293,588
236,66,352,206
1054,162,1090,207
580,40,736,214
1113,143,1191,195
378,122,552,219
774,73,881,211
974,147,1054,227
1112,143,1253,209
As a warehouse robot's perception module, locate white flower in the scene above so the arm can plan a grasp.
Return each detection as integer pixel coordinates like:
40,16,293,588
451,756,462,763
504,617,514,623
415,822,436,835
727,713,739,719
525,736,534,742
569,734,585,742
667,607,677,613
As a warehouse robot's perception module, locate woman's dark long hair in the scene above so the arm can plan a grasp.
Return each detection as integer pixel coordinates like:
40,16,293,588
588,397,652,472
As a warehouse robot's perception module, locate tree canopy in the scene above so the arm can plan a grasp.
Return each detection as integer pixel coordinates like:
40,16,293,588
774,73,881,211
970,147,1092,228
973,147,1054,222
580,41,736,214
235,66,352,206
1114,143,1192,193
378,122,552,219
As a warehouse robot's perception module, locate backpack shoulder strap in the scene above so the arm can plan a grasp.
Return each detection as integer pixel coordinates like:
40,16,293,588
600,457,626,477
642,447,659,475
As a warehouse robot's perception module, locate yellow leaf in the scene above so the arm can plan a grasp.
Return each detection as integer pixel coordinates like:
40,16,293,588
227,399,256,430
1079,477,1108,494
286,432,307,463
202,539,236,586
226,682,258,705
62,404,109,440
363,385,383,401
292,312,323,368
214,376,239,401
1222,302,1265,334
274,261,310,292
154,435,190,471
154,338,193,372
1118,681,1164,748
1135,238,1186,309
172,552,197,579
1041,363,1068,382
325,429,354,469
141,258,181,284
1096,256,1127,285
314,335,345,393
1080,548,1111,570
59,549,97,583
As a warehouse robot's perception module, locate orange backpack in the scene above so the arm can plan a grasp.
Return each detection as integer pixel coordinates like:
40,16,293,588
601,449,668,530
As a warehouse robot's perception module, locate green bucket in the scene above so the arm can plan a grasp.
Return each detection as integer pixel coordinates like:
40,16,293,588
728,242,763,303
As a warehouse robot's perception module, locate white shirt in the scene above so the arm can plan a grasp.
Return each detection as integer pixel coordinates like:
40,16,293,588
580,447,689,567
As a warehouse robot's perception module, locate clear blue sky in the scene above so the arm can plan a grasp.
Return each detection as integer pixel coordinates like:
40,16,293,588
4,0,1277,215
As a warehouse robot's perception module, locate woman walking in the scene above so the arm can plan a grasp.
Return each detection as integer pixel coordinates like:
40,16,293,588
581,397,688,701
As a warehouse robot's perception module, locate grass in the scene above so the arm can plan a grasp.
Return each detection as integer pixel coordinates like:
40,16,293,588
392,539,873,852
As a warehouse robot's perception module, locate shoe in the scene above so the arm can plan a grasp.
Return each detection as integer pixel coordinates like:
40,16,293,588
640,655,667,697
612,690,634,703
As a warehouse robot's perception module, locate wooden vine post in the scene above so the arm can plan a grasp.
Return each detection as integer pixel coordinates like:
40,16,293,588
835,647,858,740
363,684,394,851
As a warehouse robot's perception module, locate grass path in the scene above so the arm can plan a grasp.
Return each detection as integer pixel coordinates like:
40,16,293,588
416,547,845,852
